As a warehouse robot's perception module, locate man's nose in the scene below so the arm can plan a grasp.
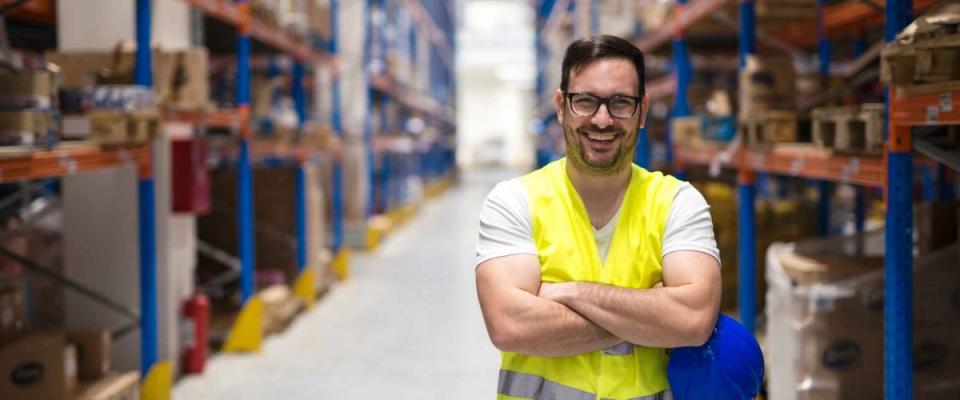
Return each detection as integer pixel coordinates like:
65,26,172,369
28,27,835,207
591,104,614,129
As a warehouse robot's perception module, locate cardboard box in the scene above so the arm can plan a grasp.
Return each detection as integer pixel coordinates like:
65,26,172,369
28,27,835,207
670,116,702,147
66,330,111,382
0,110,51,145
74,371,139,400
739,55,796,120
46,48,209,111
0,68,54,95
0,333,77,400
89,111,127,145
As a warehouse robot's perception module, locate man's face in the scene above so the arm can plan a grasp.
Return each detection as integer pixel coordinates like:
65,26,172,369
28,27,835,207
555,58,646,176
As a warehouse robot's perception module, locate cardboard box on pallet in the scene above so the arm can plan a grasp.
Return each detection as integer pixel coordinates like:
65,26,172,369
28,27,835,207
66,329,111,382
0,110,51,146
0,333,77,400
46,48,209,111
767,237,960,400
739,55,796,121
0,68,58,109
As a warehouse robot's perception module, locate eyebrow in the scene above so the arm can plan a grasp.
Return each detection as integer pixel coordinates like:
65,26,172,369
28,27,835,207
573,91,640,98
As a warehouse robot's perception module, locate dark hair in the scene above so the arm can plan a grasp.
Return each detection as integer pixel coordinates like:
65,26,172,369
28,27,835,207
560,35,645,97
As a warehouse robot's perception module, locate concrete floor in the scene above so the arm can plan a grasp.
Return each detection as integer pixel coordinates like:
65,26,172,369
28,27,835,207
173,170,515,399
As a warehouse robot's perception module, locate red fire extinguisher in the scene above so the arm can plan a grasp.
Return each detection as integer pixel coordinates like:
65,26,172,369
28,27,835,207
181,294,209,374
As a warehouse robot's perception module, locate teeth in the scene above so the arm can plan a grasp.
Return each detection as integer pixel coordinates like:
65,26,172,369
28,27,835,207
586,133,616,141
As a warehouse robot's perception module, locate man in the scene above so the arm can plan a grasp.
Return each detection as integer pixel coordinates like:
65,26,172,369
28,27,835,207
475,35,722,399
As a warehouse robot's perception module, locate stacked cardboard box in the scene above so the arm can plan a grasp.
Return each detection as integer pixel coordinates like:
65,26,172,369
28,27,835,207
0,68,58,149
766,233,960,400
0,333,77,400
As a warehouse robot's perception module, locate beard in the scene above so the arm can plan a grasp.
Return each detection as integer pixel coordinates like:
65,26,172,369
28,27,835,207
562,118,639,177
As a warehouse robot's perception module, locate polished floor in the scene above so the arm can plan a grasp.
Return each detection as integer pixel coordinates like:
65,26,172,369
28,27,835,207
173,169,516,399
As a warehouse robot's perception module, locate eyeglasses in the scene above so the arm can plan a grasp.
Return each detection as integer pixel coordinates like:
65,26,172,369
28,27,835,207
564,92,642,119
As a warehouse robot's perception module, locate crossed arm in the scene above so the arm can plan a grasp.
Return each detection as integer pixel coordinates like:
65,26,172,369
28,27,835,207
475,250,721,357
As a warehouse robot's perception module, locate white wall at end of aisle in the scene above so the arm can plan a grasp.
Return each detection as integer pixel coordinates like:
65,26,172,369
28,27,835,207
64,165,141,373
457,69,534,170
57,0,190,52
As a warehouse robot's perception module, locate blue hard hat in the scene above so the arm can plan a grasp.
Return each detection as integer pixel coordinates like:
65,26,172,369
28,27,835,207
667,314,765,400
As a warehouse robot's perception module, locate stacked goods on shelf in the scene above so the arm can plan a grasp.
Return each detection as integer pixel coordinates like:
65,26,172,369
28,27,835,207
0,67,59,153
766,229,960,400
670,90,738,149
697,181,819,312
881,5,960,96
342,137,371,223
250,70,299,142
305,163,335,293
739,55,799,147
0,333,77,399
811,104,885,154
200,167,322,287
66,328,139,400
0,225,63,329
260,284,303,334
47,47,210,144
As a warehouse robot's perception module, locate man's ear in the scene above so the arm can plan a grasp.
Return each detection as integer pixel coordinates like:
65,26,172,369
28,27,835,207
638,95,650,129
554,89,564,124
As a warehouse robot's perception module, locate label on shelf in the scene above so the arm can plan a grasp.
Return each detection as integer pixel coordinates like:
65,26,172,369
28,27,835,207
927,105,939,123
940,93,953,113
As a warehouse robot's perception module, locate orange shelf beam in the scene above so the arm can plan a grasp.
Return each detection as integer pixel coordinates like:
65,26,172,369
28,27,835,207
775,0,941,47
184,0,335,69
634,0,732,52
370,74,455,124
0,144,151,183
674,145,887,187
890,91,960,127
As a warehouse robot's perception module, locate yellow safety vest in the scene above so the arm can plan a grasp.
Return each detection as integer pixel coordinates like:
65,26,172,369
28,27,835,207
500,158,682,400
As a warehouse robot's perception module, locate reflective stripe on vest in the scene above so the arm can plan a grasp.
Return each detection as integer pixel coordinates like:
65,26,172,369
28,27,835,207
499,370,670,400
501,159,683,399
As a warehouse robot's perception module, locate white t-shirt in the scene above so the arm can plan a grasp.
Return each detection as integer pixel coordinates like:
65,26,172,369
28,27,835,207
475,179,720,267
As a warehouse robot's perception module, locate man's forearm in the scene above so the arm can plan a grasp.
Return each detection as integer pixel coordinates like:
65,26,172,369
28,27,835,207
548,283,716,348
489,287,623,357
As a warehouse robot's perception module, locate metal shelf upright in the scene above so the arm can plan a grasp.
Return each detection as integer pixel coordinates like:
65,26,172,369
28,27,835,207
737,0,757,334
134,0,171,397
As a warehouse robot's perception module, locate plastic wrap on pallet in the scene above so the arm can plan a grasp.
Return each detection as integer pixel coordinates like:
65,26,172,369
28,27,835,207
766,233,960,400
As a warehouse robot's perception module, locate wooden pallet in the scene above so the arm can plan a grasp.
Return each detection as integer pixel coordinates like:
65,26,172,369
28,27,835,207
740,111,798,148
812,104,884,154
882,19,960,95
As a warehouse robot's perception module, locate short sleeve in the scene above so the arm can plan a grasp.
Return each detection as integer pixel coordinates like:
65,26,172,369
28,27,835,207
661,183,721,264
475,179,538,267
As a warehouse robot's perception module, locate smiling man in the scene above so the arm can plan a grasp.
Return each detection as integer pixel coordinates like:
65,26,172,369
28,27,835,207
475,35,722,399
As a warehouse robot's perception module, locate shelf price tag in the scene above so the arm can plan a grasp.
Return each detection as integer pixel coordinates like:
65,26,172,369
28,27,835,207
790,155,805,176
926,105,940,123
941,93,953,113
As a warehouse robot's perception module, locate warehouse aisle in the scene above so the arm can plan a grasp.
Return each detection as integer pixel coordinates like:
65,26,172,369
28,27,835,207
173,170,515,399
